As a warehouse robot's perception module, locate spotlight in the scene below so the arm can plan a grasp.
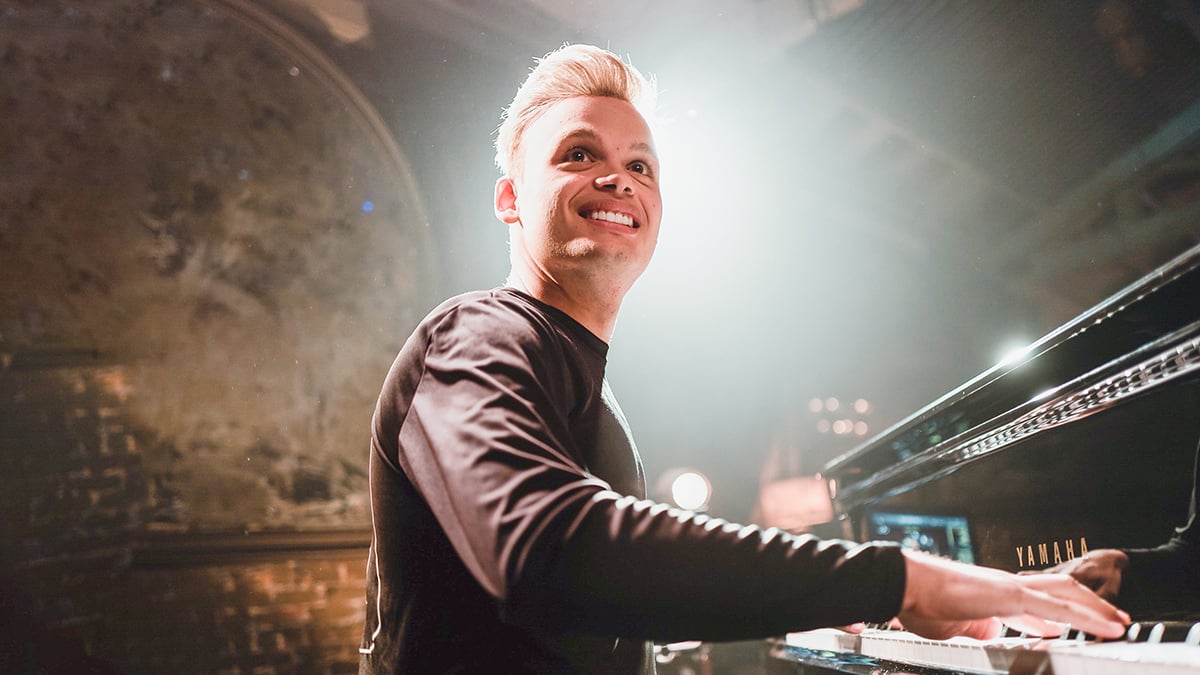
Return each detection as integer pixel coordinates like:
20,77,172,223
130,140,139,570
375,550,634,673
657,469,712,511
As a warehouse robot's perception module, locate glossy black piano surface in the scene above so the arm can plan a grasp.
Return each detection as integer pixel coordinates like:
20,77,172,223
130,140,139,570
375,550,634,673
769,243,1200,674
824,243,1200,594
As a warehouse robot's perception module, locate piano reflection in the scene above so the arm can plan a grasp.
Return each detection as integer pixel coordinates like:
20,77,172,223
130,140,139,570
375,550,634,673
771,243,1200,674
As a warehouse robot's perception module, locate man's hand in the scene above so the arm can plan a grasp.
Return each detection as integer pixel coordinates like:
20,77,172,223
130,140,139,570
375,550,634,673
1041,549,1128,601
897,550,1130,641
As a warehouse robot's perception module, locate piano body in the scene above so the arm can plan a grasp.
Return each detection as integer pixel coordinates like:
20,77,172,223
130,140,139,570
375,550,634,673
771,242,1200,674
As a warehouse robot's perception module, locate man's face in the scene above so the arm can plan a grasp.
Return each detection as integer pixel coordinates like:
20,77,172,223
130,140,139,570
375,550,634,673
498,96,662,292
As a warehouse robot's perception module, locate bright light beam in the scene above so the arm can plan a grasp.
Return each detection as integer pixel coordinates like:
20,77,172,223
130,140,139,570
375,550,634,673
996,341,1034,367
670,471,712,511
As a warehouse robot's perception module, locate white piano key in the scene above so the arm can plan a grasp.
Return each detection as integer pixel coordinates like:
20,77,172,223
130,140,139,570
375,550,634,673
858,630,1042,673
784,626,1200,675
1048,642,1200,675
783,628,859,653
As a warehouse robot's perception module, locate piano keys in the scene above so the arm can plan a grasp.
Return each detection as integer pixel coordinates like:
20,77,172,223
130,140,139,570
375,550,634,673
775,622,1200,674
780,628,1046,674
768,243,1200,674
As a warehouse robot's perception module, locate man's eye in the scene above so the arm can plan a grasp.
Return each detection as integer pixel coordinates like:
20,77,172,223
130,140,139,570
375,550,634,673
567,148,592,162
629,161,655,177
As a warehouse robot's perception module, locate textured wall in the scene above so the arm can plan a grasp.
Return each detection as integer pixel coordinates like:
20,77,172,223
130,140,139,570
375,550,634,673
0,0,432,532
0,1,434,671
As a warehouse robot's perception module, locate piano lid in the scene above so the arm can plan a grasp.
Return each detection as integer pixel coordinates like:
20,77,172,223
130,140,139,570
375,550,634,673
824,242,1200,511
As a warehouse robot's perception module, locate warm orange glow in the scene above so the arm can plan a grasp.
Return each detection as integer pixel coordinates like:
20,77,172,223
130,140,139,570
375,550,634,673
757,476,834,531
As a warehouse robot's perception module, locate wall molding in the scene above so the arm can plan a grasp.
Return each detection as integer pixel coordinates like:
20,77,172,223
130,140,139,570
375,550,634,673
132,529,372,568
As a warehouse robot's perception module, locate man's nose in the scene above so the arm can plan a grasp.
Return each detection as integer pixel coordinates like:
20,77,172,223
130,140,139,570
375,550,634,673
594,171,634,194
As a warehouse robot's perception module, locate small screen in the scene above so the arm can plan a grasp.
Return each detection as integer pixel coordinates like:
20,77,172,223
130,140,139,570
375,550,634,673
868,512,974,563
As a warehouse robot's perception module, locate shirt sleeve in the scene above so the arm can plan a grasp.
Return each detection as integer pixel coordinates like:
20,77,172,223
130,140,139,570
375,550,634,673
1121,435,1200,615
392,299,907,642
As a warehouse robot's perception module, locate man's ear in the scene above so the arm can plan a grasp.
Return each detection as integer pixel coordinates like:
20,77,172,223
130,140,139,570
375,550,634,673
494,176,520,225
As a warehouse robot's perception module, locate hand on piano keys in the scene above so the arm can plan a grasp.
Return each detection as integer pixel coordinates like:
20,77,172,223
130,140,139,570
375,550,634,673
898,550,1130,641
1036,548,1129,601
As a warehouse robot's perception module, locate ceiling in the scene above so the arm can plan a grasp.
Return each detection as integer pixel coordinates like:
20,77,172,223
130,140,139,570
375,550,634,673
235,0,1200,508
261,0,1200,319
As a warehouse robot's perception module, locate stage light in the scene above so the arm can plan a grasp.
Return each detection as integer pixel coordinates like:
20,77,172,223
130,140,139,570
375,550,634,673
670,470,712,511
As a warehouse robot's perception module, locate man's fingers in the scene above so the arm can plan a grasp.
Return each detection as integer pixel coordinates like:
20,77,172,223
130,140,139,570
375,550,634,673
1015,577,1128,639
999,614,1061,637
900,552,1129,642
956,617,1004,641
1020,573,1130,621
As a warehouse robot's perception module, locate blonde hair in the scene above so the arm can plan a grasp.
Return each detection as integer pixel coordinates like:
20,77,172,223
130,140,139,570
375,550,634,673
495,44,656,176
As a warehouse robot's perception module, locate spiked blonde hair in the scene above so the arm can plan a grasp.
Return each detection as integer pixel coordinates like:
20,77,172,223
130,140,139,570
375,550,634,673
495,44,656,176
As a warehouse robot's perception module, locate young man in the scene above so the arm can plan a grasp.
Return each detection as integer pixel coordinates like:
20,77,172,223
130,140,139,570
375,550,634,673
359,44,1128,674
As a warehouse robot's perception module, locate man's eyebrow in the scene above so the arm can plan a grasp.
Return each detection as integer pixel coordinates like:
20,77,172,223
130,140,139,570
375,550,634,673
558,129,601,145
630,141,658,160
558,129,659,160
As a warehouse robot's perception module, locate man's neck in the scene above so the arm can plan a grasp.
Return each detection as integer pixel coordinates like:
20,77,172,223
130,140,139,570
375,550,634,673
505,270,624,343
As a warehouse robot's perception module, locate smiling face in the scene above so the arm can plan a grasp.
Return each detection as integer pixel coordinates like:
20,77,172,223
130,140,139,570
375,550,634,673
496,95,662,301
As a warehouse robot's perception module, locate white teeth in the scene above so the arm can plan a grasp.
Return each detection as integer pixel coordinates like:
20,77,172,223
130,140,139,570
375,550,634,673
587,210,635,227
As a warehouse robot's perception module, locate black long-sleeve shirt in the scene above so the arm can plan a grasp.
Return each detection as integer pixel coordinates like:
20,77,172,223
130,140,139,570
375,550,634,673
359,288,906,674
1121,436,1200,618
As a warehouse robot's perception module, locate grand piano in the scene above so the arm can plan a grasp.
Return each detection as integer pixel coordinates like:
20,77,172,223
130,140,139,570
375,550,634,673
770,242,1200,674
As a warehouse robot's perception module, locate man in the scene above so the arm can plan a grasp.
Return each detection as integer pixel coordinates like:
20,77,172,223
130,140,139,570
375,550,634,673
359,44,1128,674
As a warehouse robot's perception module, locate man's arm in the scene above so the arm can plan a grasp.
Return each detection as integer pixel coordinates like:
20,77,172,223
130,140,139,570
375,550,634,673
1051,435,1200,616
393,299,907,640
1116,434,1200,614
396,298,1128,641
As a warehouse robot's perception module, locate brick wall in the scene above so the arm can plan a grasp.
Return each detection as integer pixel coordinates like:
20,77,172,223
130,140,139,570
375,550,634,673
5,549,369,675
1,353,370,674
108,555,365,674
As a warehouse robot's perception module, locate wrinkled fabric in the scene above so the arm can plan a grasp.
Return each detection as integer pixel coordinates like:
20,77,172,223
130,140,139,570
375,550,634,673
359,288,906,674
